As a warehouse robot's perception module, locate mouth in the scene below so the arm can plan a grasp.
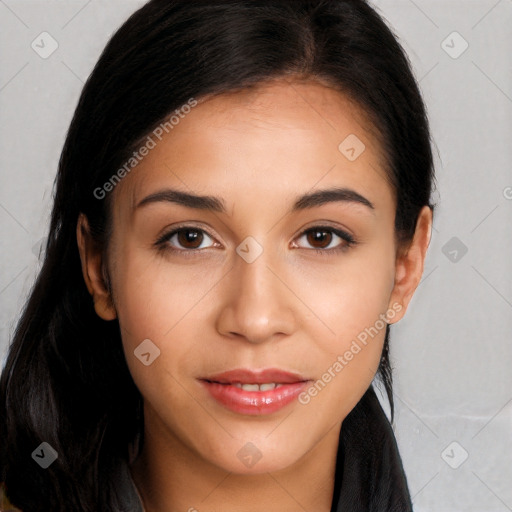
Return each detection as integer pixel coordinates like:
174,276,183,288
213,382,287,391
199,368,311,415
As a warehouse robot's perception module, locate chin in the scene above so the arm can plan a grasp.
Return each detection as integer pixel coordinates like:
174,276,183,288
201,437,302,475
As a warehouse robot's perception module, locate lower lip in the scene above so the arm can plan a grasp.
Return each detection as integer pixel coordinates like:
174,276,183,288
200,380,309,415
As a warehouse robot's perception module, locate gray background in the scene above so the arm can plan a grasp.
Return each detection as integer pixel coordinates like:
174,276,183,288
1,1,511,510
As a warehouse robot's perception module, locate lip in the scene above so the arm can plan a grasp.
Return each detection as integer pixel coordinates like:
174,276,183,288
199,368,311,415
202,368,308,384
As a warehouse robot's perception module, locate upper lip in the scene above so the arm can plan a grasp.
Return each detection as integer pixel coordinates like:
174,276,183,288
201,368,309,384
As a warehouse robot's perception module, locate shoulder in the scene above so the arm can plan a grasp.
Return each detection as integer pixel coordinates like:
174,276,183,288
0,482,23,512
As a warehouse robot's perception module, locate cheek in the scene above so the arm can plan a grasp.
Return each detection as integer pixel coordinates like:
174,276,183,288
295,238,396,350
293,240,395,413
112,241,222,338
109,244,224,388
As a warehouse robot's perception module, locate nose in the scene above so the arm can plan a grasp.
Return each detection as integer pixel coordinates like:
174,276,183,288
215,242,297,344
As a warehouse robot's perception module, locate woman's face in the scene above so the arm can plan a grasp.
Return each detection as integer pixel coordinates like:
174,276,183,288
87,79,422,474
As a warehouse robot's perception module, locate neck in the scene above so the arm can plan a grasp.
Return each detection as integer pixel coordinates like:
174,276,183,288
130,409,341,512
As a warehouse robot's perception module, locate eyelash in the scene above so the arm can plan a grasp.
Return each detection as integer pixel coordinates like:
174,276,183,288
155,225,357,257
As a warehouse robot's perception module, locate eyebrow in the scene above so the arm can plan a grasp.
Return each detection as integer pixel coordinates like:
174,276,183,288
135,186,375,213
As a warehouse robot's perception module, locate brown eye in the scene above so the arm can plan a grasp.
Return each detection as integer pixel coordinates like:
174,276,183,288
294,226,356,254
306,229,333,249
156,227,216,252
176,229,204,249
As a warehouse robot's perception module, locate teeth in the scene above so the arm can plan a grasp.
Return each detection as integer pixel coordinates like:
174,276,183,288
241,384,260,392
232,382,280,391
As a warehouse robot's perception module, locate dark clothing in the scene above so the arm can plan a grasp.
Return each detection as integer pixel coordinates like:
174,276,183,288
112,386,413,511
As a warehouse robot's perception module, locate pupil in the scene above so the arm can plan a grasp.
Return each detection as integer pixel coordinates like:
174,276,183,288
308,230,331,248
179,229,202,248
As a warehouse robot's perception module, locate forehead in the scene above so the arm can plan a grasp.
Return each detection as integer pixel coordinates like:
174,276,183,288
114,78,393,216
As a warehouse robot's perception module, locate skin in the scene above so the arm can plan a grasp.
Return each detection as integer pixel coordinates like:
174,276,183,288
77,78,432,512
